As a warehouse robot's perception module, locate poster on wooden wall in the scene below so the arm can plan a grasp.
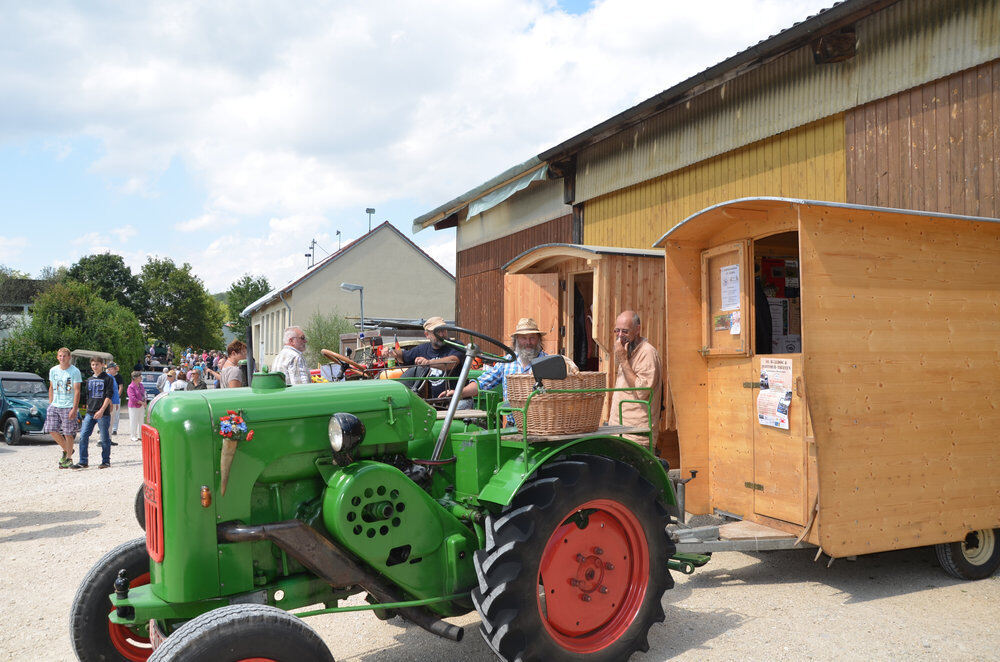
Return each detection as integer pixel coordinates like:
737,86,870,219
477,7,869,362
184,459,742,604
757,357,793,429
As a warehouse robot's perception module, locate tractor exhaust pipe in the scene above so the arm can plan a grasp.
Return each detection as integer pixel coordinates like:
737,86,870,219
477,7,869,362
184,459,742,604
218,521,464,642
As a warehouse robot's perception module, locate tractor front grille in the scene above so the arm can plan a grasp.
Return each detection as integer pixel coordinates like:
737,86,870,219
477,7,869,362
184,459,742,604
141,424,164,563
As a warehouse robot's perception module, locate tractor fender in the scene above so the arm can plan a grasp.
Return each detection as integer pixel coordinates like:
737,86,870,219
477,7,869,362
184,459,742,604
477,435,677,513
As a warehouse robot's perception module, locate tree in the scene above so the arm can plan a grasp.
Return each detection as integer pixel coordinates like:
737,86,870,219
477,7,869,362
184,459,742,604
0,281,145,375
139,258,224,348
0,265,30,280
225,274,271,340
302,311,354,368
66,253,145,318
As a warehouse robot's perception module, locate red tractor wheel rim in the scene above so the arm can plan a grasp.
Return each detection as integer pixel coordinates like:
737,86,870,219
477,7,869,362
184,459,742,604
536,498,650,653
107,572,152,662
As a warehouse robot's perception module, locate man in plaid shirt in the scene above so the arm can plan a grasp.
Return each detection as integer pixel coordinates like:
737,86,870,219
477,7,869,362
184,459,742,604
445,317,548,409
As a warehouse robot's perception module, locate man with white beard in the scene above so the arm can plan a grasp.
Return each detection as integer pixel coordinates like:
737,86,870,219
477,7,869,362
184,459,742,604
444,318,549,408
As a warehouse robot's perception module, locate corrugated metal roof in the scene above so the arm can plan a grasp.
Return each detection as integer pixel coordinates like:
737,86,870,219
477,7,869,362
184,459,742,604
576,0,1000,203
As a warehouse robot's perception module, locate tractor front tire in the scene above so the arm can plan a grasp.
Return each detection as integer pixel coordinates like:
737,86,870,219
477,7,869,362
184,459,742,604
134,483,146,531
147,604,334,662
935,528,1000,580
70,537,153,662
473,455,674,662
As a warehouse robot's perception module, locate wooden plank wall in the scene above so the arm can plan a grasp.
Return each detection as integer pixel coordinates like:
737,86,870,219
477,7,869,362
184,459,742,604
846,58,1000,217
800,207,1000,557
455,215,573,341
584,115,847,249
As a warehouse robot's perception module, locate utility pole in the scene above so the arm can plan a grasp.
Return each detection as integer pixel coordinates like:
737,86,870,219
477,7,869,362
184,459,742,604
304,238,318,268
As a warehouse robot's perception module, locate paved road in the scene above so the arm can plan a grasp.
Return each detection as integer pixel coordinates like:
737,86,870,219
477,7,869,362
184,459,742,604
1,416,997,661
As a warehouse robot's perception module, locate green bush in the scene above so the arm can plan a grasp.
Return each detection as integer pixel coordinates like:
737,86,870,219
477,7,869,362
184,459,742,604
302,311,354,369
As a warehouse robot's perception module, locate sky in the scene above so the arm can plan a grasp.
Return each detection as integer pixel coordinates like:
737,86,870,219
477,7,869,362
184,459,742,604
0,0,834,294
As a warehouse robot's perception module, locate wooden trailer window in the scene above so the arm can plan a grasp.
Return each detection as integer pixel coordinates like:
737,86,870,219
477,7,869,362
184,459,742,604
753,231,801,355
700,241,749,356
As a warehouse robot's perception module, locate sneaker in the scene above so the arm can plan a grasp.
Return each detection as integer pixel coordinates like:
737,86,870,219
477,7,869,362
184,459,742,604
58,457,73,469
109,441,119,446
98,463,111,469
71,463,88,469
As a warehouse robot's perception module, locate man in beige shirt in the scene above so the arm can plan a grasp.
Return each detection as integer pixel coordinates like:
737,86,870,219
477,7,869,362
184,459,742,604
607,310,669,448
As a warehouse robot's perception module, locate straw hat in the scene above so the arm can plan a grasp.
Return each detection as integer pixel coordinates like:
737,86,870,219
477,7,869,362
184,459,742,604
511,317,545,336
423,316,446,332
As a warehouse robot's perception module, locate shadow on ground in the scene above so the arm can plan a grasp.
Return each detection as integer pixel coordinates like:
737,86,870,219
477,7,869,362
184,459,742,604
0,509,103,543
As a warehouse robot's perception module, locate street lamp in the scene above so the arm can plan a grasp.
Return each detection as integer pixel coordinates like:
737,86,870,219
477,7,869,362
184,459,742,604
365,208,375,232
340,282,365,346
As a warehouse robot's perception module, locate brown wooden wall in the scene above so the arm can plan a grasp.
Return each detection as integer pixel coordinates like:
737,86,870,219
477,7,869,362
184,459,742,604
846,58,1000,217
455,215,573,340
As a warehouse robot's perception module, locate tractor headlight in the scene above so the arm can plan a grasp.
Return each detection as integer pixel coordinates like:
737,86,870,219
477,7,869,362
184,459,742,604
328,413,365,453
29,406,38,416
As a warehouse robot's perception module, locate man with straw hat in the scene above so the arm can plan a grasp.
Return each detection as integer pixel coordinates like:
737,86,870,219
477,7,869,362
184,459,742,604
390,316,462,399
445,317,555,406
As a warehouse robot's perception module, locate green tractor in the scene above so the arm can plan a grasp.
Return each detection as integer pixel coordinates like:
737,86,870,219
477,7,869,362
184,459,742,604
71,326,696,661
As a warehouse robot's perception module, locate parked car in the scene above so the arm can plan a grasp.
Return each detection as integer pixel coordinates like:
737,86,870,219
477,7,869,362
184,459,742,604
140,371,164,402
0,371,49,445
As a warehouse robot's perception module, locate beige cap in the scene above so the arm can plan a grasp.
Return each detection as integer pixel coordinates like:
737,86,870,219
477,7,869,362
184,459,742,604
511,317,545,336
423,316,446,332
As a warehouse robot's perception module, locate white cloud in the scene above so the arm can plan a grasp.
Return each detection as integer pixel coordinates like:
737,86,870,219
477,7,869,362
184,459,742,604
0,236,29,261
0,0,834,286
110,225,138,242
176,212,240,233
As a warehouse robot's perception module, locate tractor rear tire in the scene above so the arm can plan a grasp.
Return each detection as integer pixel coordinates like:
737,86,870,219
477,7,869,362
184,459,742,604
472,454,674,662
70,537,153,662
147,604,334,662
134,483,146,531
935,528,1000,580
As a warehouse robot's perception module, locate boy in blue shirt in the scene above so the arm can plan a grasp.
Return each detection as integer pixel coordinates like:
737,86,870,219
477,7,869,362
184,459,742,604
44,347,82,469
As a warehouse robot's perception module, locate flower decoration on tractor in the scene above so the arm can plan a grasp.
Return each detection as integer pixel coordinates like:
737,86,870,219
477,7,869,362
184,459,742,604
218,410,254,496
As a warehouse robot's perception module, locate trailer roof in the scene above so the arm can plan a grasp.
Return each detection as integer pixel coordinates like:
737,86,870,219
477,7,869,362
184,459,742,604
653,197,1000,247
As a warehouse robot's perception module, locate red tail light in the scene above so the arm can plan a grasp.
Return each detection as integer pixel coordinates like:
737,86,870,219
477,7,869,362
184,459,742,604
141,424,165,563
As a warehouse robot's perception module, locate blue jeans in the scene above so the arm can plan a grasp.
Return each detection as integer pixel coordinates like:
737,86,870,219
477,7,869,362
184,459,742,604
79,413,111,465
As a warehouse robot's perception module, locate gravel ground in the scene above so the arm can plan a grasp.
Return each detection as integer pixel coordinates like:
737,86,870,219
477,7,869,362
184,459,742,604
2,410,998,661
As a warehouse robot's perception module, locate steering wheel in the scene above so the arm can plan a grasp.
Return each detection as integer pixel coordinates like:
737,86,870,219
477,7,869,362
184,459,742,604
321,348,366,371
436,324,515,363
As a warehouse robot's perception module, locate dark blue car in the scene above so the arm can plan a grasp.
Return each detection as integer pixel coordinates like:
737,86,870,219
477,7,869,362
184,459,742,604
0,371,49,445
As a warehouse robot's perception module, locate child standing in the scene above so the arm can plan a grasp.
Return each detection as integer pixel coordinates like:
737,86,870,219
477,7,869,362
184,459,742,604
127,371,146,442
73,357,115,469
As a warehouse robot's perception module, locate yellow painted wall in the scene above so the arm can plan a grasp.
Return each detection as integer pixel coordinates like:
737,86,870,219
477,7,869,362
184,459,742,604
584,115,846,248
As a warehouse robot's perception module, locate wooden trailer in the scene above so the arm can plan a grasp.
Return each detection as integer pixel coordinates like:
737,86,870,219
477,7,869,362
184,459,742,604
501,243,678,465
654,197,1000,566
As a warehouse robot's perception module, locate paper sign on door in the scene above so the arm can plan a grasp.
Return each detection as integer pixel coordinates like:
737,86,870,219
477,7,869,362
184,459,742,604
757,357,792,429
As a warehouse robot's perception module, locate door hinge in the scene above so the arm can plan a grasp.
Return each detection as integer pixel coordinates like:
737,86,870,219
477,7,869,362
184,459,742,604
742,382,762,389
559,325,566,337
744,481,764,492
559,279,566,291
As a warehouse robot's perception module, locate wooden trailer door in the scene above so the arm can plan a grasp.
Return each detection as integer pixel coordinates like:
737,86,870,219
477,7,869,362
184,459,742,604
503,273,560,354
751,355,807,525
700,241,755,518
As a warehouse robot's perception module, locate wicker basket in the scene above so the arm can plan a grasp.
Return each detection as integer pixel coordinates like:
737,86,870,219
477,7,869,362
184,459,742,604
506,372,607,436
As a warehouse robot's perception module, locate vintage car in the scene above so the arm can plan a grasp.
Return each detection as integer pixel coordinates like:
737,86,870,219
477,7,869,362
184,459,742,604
140,370,164,402
0,371,49,445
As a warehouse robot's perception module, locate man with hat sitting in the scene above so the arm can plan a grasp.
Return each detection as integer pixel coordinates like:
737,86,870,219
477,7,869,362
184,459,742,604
443,317,550,410
390,316,463,399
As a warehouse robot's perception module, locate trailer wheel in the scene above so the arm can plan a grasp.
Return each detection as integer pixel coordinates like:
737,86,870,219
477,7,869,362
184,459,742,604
70,537,152,662
935,528,1000,580
134,483,146,531
147,604,334,662
473,455,674,662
